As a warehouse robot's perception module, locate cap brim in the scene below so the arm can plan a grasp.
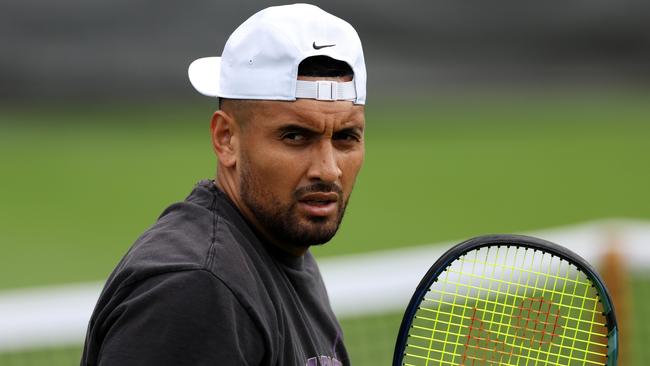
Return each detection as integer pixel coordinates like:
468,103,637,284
188,57,221,97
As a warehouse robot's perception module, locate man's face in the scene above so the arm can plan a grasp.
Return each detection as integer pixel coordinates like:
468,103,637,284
234,96,365,254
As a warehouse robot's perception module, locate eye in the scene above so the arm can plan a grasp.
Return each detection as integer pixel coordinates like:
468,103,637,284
333,131,361,142
283,132,303,140
282,131,308,144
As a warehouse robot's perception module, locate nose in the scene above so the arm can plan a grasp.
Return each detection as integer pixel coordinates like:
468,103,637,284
307,140,342,183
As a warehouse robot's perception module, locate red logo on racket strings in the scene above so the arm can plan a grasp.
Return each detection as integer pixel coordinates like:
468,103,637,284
460,297,562,366
512,297,562,348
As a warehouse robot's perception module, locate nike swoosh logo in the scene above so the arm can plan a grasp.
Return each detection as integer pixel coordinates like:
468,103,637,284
313,42,336,50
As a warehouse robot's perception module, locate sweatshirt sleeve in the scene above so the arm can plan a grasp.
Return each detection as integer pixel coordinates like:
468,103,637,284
95,269,264,366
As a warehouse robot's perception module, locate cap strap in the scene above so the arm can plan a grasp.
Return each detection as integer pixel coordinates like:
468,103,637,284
295,80,356,101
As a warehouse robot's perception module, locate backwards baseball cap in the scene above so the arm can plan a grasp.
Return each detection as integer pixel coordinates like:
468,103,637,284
188,4,366,104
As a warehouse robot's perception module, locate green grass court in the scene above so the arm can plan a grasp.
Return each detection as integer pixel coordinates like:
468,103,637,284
1,93,649,364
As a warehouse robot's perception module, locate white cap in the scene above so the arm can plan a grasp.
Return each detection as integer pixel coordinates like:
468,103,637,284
188,4,366,105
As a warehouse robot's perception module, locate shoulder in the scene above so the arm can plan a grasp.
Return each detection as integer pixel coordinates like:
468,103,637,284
109,193,255,290
109,199,216,285
83,269,268,365
98,184,275,323
83,183,281,364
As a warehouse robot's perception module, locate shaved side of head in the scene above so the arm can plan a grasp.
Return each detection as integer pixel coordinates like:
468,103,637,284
219,99,259,130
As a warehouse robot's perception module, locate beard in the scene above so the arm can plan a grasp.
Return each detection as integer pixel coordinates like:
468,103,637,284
239,163,348,250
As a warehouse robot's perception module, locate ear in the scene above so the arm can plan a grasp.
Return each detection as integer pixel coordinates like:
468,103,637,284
210,110,239,168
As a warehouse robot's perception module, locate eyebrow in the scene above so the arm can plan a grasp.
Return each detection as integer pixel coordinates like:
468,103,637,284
276,123,364,134
276,124,319,135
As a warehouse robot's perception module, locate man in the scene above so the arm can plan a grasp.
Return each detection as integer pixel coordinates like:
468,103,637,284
81,4,366,366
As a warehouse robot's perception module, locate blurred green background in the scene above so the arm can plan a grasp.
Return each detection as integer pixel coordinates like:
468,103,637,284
2,0,650,364
1,94,649,365
1,96,650,290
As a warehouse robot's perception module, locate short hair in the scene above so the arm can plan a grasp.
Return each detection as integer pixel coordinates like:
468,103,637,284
218,56,353,109
297,55,354,78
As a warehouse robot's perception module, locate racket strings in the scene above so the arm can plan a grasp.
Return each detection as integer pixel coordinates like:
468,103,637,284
421,289,605,328
456,259,594,289
403,245,609,366
414,307,607,347
428,277,601,314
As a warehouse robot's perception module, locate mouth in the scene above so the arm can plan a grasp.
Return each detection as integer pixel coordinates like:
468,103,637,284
297,192,339,217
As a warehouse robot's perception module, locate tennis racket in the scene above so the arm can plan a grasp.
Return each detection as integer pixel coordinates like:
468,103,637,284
393,234,618,366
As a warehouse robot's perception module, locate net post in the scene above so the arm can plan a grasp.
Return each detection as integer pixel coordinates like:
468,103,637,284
599,227,628,366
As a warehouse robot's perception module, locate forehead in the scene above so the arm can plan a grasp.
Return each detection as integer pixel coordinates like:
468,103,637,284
245,99,365,130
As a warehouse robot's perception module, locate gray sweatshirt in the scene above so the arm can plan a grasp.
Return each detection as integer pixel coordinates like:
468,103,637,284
81,180,348,366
